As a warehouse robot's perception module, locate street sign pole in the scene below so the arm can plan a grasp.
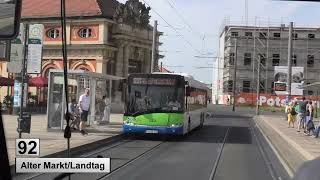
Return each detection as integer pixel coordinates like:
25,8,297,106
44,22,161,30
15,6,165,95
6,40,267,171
18,24,29,138
256,56,261,115
287,22,293,97
232,38,238,112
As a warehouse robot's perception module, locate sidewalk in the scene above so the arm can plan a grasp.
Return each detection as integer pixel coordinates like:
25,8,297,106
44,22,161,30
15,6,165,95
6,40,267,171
3,114,123,165
255,113,320,175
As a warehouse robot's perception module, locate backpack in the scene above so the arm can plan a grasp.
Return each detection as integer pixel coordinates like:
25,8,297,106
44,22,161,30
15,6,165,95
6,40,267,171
290,106,297,116
294,105,300,113
307,121,315,131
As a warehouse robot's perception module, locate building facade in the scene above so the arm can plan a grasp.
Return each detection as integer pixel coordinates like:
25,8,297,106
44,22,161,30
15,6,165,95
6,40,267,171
213,24,320,103
0,0,161,104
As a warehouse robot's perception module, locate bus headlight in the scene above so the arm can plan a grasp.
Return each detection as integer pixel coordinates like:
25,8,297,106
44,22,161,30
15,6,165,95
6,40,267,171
171,124,180,127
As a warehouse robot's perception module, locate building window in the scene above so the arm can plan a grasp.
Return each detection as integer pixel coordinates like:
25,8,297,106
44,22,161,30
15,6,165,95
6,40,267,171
308,90,314,95
292,55,297,66
245,32,252,37
244,53,251,66
231,32,238,37
308,34,315,39
273,33,281,38
128,60,142,74
79,78,90,89
78,28,92,38
243,81,251,93
229,53,235,65
307,55,314,67
259,54,266,66
46,28,59,39
272,54,280,66
305,83,313,95
259,32,267,38
293,33,298,39
227,80,233,92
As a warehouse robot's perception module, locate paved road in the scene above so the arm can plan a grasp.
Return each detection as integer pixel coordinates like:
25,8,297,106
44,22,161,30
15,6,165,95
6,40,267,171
14,105,289,180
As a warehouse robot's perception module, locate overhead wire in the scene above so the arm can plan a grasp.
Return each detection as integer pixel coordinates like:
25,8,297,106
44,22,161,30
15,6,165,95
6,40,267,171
164,0,211,54
164,0,202,39
141,0,202,54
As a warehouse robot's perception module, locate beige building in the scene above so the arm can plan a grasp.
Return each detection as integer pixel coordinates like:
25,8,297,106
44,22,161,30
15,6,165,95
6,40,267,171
213,24,320,102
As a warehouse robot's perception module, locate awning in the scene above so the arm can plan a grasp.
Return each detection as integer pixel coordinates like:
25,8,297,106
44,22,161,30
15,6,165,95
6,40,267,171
0,76,14,86
29,77,48,87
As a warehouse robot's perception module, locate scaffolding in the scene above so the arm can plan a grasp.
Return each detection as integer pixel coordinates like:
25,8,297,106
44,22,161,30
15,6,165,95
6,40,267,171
219,16,320,100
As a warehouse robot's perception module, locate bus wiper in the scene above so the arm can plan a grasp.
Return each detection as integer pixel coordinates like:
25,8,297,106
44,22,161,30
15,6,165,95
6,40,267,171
130,109,147,116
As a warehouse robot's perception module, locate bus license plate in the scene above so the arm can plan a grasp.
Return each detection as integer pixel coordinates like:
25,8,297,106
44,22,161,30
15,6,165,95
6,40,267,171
145,130,158,134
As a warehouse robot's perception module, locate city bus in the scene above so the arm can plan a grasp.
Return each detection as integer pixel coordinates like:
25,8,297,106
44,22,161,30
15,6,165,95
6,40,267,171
123,73,208,135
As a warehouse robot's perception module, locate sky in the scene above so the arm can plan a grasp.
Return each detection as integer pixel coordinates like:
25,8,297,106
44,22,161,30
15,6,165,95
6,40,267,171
118,0,320,84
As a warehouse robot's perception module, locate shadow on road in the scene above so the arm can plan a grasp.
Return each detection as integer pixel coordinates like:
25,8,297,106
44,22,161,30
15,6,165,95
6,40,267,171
127,125,252,145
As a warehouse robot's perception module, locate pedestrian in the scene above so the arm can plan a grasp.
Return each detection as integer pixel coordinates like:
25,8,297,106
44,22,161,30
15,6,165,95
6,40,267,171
78,88,90,135
305,101,315,136
288,101,297,128
101,95,111,123
297,97,308,133
285,95,290,114
313,121,320,138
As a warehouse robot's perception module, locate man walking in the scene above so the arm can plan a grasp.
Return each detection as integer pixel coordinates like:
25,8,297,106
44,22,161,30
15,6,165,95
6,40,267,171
297,97,308,132
79,88,90,135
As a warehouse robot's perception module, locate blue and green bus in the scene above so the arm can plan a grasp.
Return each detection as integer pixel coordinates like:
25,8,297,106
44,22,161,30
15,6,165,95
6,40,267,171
123,73,208,135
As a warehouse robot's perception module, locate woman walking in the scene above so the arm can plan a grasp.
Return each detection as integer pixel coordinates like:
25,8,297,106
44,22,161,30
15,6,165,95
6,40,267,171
288,101,297,128
305,101,315,136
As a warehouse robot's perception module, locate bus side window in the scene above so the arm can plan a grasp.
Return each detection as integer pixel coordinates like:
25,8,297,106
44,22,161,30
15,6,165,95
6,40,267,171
186,86,191,96
185,86,191,110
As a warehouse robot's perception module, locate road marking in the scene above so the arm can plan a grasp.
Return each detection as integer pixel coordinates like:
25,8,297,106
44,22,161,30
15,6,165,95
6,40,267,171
209,127,230,180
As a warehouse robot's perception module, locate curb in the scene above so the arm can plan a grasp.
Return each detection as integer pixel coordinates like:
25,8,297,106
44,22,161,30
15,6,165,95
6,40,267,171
254,115,312,176
259,116,314,160
11,133,124,177
253,117,294,178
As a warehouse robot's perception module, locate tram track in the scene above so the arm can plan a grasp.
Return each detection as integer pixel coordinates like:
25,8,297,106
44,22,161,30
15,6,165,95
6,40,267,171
208,127,230,180
17,135,166,180
19,138,131,180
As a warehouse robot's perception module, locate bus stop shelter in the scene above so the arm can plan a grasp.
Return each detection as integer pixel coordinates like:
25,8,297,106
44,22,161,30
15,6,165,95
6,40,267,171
46,70,124,130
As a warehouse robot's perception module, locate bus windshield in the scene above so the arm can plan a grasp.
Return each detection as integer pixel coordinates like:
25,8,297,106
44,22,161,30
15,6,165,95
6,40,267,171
126,85,184,115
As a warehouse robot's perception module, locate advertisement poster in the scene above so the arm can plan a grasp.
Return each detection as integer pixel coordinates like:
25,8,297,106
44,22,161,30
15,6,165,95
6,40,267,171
13,80,28,108
7,23,24,73
27,24,43,74
13,80,21,107
274,66,304,95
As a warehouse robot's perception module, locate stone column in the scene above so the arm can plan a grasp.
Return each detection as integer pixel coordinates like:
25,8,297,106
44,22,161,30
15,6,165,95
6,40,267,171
144,49,151,73
115,44,124,77
96,58,107,74
123,45,130,77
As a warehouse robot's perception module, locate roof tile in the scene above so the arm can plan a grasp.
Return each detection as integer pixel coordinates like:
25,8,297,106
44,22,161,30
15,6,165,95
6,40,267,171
22,0,102,18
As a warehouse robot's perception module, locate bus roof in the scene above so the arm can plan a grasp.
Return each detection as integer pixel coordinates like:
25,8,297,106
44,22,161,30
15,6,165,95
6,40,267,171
152,72,209,90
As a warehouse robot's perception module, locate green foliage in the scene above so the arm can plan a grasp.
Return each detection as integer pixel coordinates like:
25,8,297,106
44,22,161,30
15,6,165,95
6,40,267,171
3,95,13,108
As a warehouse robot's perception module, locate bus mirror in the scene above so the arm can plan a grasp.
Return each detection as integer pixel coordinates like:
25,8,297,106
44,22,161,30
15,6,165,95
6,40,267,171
0,0,22,39
186,87,191,96
185,81,189,85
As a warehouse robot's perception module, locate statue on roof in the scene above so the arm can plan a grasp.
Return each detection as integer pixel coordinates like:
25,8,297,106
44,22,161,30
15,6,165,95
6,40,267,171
113,0,151,29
